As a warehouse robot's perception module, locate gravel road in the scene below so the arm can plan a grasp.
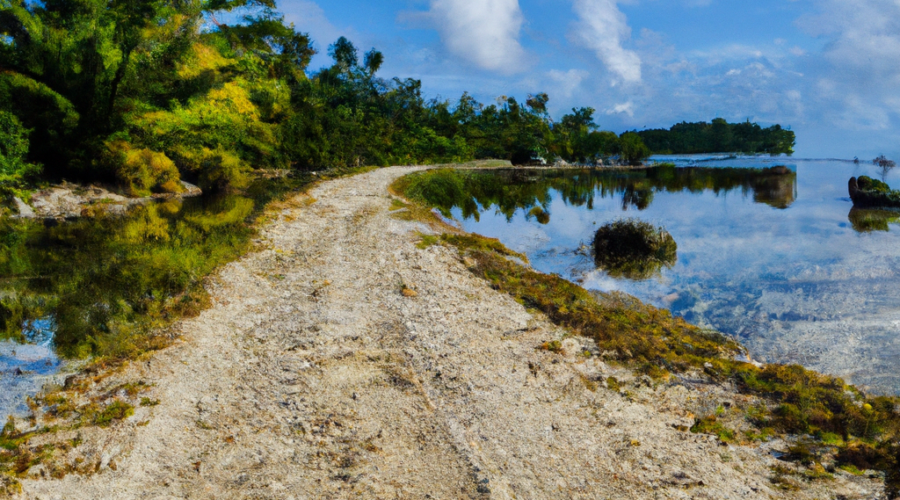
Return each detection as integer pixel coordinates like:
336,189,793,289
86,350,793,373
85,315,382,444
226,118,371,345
16,167,884,499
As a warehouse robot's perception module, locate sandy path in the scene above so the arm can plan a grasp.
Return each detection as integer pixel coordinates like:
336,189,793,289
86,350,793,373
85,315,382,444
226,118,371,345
16,167,883,499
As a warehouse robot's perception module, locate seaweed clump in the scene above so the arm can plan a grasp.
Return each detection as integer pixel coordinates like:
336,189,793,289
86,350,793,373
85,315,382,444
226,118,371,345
593,219,677,280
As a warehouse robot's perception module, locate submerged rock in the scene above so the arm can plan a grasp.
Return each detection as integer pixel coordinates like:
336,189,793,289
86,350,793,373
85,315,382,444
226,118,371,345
593,219,677,280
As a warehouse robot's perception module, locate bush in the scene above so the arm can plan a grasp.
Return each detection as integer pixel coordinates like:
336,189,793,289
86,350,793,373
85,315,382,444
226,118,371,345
175,146,250,192
858,175,891,193
593,219,677,279
0,111,40,190
105,141,183,196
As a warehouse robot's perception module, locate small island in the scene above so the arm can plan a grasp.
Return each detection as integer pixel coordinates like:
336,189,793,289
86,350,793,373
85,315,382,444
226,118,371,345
849,176,900,209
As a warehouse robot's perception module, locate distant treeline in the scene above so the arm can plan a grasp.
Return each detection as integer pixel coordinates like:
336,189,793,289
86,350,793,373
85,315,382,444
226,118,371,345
635,119,795,156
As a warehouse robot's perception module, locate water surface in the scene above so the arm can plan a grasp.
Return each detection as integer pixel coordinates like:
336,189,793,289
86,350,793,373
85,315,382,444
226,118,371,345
438,158,900,394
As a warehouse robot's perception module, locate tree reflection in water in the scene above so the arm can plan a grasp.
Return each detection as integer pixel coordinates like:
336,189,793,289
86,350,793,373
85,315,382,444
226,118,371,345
403,164,798,226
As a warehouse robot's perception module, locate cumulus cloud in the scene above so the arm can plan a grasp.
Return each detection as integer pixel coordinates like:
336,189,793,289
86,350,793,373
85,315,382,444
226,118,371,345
546,69,590,98
606,101,635,117
791,0,900,144
425,0,528,74
571,0,642,84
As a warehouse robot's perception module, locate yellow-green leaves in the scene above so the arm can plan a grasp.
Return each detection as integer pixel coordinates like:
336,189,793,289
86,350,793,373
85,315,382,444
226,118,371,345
104,141,182,197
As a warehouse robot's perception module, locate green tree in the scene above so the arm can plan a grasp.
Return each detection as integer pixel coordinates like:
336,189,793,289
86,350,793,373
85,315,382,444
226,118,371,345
619,132,650,165
0,110,39,189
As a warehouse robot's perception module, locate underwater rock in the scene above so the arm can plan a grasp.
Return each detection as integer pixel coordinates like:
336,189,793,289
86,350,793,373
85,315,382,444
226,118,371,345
848,176,900,209
593,219,677,280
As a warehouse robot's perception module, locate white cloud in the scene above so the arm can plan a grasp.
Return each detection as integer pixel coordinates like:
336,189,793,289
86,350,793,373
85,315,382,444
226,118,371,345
607,101,634,117
424,0,528,74
546,69,590,99
793,0,900,137
571,0,642,84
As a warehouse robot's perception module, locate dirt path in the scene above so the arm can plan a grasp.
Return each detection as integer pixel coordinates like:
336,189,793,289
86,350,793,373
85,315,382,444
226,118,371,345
16,167,883,499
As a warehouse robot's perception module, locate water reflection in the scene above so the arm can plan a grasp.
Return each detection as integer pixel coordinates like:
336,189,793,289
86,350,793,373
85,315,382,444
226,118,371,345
431,159,900,395
431,165,797,225
0,176,310,416
848,208,900,233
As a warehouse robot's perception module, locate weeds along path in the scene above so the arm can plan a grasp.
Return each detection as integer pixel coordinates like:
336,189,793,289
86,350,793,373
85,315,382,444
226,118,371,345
17,167,882,499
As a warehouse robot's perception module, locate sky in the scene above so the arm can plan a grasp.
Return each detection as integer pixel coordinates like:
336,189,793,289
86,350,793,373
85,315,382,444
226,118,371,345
278,0,900,159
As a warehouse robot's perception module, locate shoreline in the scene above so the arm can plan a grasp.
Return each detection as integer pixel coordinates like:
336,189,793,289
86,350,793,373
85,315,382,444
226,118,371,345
3,165,887,498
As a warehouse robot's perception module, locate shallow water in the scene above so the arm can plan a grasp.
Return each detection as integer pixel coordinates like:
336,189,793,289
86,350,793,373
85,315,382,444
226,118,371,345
442,158,900,394
0,319,70,417
0,176,310,417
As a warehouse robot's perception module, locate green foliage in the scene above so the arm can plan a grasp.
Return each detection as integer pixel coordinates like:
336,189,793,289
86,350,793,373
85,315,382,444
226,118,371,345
0,110,39,190
593,219,677,280
104,141,182,196
848,208,900,233
0,176,310,359
637,119,796,155
850,176,900,210
618,132,651,166
392,165,797,228
691,415,735,442
858,175,891,193
0,0,796,187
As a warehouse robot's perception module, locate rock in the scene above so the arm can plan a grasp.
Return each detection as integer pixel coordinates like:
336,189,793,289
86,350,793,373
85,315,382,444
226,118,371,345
12,197,35,218
17,181,203,221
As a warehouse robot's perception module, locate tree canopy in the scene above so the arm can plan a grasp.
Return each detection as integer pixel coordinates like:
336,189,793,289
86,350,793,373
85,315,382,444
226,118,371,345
0,1,797,194
636,118,796,156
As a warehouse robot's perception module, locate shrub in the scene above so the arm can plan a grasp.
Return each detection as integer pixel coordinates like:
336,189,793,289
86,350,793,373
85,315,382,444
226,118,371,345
593,219,677,279
105,141,183,197
858,175,891,193
0,111,40,190
175,146,250,192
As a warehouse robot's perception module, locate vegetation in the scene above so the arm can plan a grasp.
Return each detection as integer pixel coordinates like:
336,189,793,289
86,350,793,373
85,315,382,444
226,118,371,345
0,111,39,194
0,0,799,189
593,219,677,280
394,171,900,497
849,175,900,209
636,118,796,156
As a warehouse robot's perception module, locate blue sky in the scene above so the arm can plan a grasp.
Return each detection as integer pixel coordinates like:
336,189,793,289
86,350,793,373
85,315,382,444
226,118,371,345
279,0,900,159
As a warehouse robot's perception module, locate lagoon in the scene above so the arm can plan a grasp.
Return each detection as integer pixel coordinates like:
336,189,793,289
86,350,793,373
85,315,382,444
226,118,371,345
439,157,900,394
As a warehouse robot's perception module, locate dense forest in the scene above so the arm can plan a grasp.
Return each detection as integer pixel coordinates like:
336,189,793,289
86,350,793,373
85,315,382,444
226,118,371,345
636,118,796,156
0,0,793,198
